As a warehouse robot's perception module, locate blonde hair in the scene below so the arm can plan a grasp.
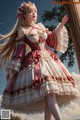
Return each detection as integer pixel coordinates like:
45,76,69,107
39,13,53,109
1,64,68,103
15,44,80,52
0,1,37,69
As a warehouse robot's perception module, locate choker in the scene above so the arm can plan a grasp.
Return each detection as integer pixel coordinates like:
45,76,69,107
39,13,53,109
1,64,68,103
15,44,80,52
26,24,36,27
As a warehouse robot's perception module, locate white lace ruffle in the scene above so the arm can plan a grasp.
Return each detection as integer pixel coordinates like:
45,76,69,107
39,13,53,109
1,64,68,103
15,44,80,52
6,59,21,72
1,80,79,113
54,23,69,53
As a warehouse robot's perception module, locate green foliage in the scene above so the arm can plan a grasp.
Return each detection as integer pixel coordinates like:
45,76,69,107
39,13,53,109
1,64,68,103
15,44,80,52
42,1,75,68
42,5,65,23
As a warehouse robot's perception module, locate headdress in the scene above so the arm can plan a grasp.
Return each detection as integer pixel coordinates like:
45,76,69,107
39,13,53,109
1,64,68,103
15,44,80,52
17,2,35,18
17,2,27,18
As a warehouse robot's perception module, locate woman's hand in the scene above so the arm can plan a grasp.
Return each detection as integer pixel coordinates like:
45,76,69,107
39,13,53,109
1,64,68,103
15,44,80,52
61,15,69,26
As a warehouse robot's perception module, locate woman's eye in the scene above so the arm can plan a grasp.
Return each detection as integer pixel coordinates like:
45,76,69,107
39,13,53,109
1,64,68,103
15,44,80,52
29,11,32,13
34,10,37,12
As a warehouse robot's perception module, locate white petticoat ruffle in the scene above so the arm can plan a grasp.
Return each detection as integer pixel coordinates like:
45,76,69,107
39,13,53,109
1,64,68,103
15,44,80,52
54,23,69,53
1,80,79,113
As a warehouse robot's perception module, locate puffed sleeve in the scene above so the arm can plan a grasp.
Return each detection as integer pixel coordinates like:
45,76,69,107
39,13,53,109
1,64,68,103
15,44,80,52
10,42,26,72
46,23,69,53
6,27,26,72
46,31,57,49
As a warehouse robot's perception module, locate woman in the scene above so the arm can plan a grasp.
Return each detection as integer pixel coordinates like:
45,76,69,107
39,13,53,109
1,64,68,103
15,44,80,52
0,2,79,120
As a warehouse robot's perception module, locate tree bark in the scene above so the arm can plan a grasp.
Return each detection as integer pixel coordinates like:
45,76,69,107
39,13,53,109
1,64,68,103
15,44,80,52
64,0,80,70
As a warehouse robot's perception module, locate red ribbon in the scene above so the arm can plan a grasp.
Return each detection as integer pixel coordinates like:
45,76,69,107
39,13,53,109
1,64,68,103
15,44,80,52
30,50,43,89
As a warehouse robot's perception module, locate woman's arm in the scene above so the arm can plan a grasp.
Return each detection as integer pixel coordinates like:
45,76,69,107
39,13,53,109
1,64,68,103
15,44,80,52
46,15,69,53
6,28,26,80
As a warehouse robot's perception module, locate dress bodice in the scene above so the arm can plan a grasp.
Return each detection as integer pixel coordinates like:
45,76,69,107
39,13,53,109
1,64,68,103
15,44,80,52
23,23,48,42
16,23,48,51
25,35,47,51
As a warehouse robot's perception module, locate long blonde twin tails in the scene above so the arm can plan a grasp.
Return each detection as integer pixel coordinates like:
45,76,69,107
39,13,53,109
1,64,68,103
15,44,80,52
0,18,20,69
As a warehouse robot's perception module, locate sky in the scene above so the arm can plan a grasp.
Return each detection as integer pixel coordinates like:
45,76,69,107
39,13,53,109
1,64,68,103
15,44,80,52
0,0,80,120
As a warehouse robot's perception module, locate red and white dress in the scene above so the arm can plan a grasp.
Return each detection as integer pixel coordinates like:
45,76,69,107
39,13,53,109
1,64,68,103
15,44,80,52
1,23,79,113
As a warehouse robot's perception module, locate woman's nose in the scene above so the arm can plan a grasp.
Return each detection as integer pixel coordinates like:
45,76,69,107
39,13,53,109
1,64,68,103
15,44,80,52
33,12,35,15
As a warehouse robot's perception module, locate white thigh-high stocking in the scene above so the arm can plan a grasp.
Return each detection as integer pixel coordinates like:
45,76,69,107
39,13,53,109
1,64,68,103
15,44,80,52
45,93,62,120
45,102,52,120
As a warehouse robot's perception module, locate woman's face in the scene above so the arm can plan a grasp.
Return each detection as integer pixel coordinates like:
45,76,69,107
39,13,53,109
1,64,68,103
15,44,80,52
27,6,37,24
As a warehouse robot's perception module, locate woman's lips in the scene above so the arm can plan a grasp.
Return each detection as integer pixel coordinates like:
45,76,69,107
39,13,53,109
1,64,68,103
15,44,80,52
33,16,36,18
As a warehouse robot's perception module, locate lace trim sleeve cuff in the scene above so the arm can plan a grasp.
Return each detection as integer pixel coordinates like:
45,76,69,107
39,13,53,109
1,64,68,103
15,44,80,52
6,59,21,72
54,23,69,53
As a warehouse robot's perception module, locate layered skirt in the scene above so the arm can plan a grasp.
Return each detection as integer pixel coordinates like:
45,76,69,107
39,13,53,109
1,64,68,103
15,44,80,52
1,49,79,113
